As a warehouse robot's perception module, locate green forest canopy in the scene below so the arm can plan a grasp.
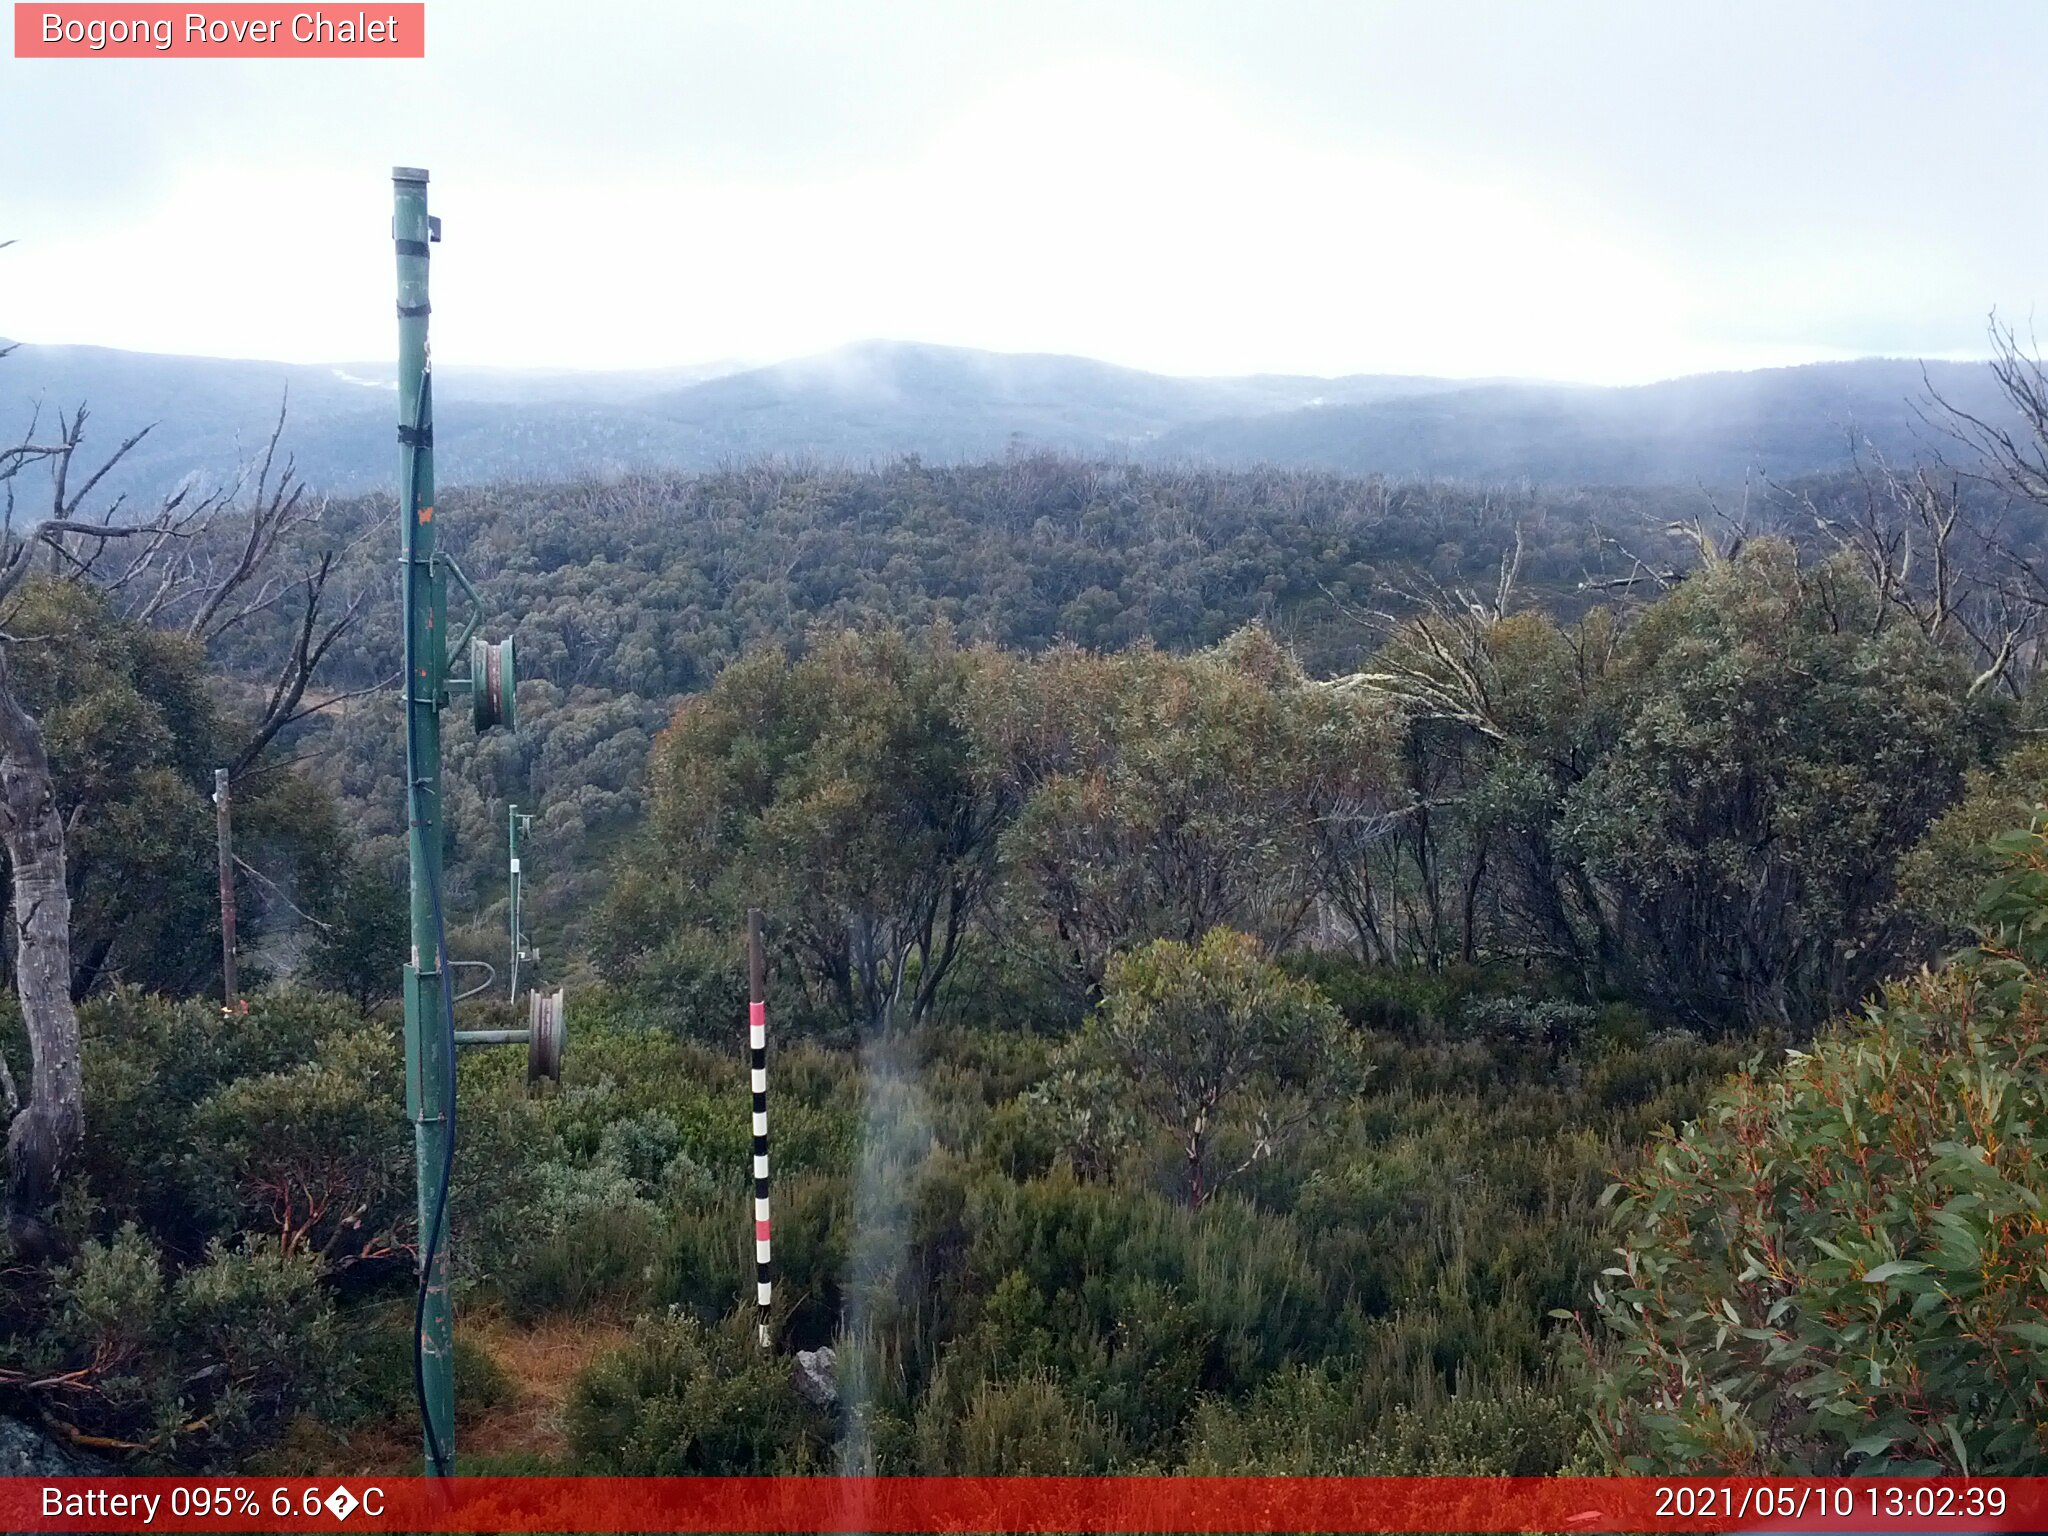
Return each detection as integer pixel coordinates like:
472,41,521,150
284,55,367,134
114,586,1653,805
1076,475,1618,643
4,445,2048,1474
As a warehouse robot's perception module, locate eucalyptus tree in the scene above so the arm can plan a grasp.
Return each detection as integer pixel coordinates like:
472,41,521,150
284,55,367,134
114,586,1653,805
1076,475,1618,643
1334,539,1999,1031
638,625,1007,1036
1083,927,1361,1208
966,626,1391,993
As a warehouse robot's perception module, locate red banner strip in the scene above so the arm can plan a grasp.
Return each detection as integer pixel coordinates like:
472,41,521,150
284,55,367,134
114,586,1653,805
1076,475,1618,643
14,4,425,58
2,1477,2041,1533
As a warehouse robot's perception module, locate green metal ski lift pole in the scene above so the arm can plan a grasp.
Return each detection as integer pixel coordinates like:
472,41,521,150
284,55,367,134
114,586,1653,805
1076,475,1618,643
393,163,455,1477
394,165,524,1477
509,803,536,1000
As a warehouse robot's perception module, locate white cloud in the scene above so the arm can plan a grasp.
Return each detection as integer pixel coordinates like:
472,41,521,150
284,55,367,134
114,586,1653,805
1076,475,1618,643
2,15,2030,384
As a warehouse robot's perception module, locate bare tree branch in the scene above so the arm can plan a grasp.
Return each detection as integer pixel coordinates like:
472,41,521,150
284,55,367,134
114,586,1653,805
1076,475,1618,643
226,555,372,779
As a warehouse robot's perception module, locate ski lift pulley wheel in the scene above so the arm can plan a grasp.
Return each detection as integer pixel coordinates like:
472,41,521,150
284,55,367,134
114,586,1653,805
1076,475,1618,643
473,636,516,732
527,987,565,1085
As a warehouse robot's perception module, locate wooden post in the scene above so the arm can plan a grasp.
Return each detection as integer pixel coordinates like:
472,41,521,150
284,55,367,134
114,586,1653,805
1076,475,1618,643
213,768,236,1008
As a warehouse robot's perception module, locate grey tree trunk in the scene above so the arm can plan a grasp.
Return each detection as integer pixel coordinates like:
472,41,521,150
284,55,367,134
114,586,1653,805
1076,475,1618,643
0,649,80,1241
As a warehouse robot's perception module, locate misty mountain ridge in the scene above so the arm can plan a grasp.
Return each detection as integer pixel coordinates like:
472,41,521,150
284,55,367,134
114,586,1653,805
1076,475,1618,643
0,337,2014,506
1153,357,2008,486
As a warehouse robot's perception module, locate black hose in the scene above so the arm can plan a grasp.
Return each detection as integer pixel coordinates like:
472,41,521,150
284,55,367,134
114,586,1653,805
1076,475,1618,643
403,366,457,1478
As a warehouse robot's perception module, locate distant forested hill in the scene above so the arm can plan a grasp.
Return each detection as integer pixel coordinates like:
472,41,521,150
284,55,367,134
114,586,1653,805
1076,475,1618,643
0,338,2009,503
222,457,1709,954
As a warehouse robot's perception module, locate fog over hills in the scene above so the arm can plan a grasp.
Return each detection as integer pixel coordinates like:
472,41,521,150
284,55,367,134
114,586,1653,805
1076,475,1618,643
0,337,2011,505
1151,359,2013,486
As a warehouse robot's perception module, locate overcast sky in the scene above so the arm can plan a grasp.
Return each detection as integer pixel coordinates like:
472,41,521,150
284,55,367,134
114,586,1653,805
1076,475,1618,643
3,0,2043,383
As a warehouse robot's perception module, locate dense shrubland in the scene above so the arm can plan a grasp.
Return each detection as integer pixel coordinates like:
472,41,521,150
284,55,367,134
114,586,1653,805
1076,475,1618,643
3,444,2048,1472
0,962,1744,1471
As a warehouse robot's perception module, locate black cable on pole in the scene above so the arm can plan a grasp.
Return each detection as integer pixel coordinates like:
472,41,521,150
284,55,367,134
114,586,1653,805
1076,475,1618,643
403,366,457,1478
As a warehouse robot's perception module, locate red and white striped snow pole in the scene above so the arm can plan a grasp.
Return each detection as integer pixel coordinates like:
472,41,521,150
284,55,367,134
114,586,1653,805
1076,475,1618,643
747,908,772,1348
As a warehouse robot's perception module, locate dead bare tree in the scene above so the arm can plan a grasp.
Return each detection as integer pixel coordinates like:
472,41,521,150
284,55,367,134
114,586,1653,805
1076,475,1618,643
0,384,368,1242
1577,525,1683,595
1790,443,2041,698
1926,315,2048,510
1775,321,2048,701
1323,529,1530,742
1883,315,2048,696
1315,535,1534,967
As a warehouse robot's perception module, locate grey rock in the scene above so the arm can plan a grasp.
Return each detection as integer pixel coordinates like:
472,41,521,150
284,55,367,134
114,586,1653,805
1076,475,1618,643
792,1346,838,1407
0,1416,104,1476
